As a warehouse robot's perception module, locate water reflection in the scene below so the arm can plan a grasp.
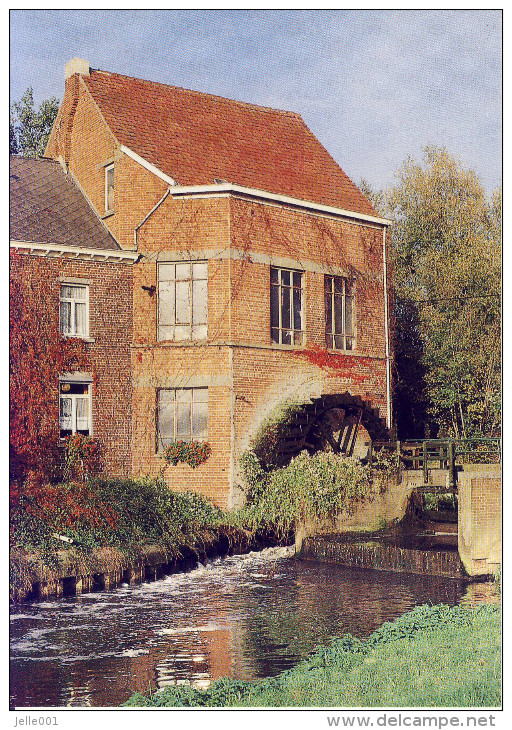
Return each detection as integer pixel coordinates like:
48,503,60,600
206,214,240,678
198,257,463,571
10,546,485,708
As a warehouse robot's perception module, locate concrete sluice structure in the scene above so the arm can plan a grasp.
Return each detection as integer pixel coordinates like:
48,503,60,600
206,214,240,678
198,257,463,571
297,462,501,580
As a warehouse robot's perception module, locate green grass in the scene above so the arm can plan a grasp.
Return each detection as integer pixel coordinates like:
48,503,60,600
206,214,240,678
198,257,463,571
124,603,501,708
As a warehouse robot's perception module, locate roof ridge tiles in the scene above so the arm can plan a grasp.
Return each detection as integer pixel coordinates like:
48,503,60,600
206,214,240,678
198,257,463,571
88,67,302,119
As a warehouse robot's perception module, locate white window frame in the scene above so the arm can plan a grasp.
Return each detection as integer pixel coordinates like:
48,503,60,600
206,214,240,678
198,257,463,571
59,380,92,439
270,266,304,345
325,275,356,351
105,163,114,213
157,261,208,342
157,387,208,450
59,284,90,338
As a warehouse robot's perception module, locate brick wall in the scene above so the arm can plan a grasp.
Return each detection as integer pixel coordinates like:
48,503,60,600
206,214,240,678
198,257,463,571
229,197,387,356
131,346,233,509
10,252,133,476
458,465,501,576
133,193,388,507
46,74,168,251
46,78,390,509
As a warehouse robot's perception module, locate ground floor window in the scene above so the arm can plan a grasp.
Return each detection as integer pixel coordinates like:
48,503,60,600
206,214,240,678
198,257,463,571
157,387,208,450
59,381,91,438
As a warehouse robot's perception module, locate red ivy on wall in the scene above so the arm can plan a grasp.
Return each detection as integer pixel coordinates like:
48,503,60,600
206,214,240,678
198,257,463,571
292,345,375,386
10,252,90,487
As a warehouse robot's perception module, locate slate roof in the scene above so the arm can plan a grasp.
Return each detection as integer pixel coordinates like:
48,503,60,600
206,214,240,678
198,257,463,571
10,156,120,250
82,69,376,217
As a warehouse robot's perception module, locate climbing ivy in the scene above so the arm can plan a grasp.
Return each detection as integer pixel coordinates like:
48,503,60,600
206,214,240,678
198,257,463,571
250,400,305,469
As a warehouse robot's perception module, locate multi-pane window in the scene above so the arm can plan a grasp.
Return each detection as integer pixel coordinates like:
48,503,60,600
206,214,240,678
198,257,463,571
158,262,208,341
325,275,355,350
59,284,89,337
59,381,91,438
105,164,114,213
270,267,304,345
157,388,208,449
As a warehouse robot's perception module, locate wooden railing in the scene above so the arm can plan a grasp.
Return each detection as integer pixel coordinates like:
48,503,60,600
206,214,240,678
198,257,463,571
369,438,501,489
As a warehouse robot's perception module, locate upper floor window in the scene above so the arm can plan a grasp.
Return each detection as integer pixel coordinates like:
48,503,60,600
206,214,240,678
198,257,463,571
270,267,304,345
158,262,208,341
325,275,355,351
59,380,91,438
59,284,89,337
105,164,114,213
157,387,208,449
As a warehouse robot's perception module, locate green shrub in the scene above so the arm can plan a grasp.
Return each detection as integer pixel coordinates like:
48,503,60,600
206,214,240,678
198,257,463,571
239,451,268,501
238,450,378,537
10,477,223,557
251,400,305,468
424,492,458,512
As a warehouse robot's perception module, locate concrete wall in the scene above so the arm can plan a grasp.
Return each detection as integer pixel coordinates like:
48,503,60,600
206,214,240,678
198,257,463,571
295,472,409,551
297,464,502,579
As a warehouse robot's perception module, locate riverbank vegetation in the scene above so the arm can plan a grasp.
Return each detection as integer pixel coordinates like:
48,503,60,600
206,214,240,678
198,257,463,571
124,602,501,708
10,448,396,599
10,476,259,600
233,449,396,539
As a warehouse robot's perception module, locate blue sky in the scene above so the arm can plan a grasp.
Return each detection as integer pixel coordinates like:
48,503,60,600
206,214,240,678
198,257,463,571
10,9,502,194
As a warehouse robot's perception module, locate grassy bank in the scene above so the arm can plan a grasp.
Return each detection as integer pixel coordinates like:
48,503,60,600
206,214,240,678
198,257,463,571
124,603,501,708
10,451,391,600
10,477,281,600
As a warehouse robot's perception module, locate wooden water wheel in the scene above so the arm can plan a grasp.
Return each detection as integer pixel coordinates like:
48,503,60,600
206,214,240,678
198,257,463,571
259,393,389,467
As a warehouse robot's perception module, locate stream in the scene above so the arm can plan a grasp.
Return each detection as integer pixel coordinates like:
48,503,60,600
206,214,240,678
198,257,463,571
10,546,484,708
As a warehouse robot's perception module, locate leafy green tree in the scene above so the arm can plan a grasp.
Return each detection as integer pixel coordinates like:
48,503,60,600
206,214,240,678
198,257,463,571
10,88,59,157
360,177,429,438
371,147,501,438
10,118,18,154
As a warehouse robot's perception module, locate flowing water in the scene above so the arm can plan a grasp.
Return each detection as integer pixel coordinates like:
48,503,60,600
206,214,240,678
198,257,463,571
10,546,483,708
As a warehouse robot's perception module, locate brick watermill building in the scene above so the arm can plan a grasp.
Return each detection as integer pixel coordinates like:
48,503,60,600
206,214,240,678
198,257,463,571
11,58,392,509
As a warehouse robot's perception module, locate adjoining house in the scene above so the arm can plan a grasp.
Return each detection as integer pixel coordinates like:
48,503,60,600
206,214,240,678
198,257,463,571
12,58,392,509
9,155,138,477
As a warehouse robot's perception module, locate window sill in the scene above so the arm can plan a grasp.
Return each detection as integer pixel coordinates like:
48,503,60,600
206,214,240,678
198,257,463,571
58,437,92,447
269,341,306,351
325,347,357,355
154,339,208,347
101,211,114,219
62,335,96,343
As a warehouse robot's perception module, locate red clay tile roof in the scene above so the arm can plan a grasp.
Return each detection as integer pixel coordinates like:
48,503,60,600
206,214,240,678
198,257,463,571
83,69,377,216
10,156,120,250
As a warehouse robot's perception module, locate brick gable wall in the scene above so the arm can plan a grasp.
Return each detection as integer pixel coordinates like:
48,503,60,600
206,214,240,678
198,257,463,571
132,193,388,507
47,75,168,251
